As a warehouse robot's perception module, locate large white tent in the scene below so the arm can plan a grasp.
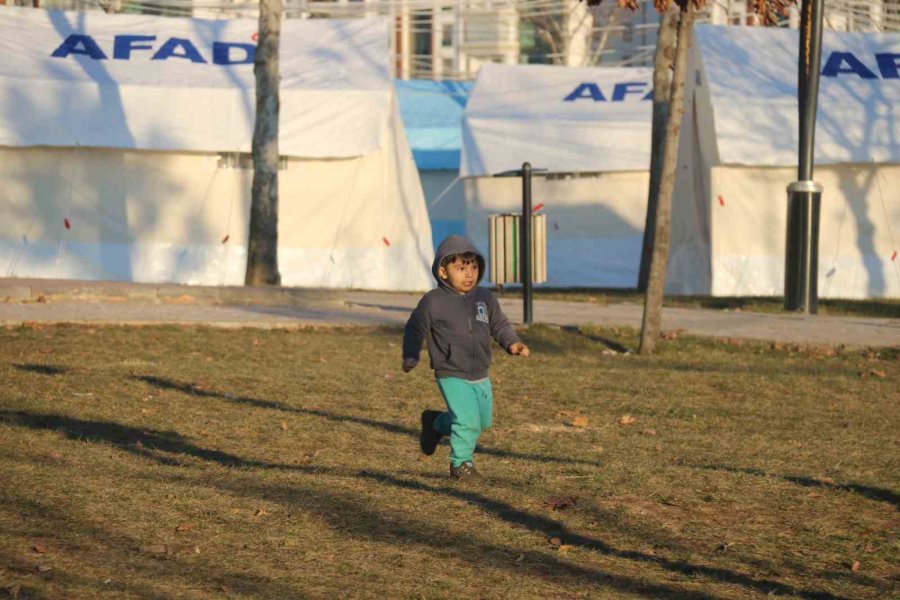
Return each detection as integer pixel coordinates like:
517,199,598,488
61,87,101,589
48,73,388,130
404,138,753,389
670,24,900,299
0,7,434,291
461,63,653,287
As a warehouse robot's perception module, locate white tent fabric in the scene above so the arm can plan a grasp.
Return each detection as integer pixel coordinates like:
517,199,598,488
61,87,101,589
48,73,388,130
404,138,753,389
668,24,900,299
460,63,652,288
699,25,900,167
461,63,654,177
0,7,389,157
0,7,434,291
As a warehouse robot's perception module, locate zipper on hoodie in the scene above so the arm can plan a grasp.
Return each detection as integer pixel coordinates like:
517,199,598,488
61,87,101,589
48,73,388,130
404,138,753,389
467,296,474,379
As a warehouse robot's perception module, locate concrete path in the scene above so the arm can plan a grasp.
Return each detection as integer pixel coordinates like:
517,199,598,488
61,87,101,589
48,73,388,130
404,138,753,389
1,279,897,348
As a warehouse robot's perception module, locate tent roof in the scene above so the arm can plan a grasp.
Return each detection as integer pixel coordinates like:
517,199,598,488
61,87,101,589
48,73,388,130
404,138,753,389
0,7,391,158
696,24,900,167
461,63,653,177
396,79,471,170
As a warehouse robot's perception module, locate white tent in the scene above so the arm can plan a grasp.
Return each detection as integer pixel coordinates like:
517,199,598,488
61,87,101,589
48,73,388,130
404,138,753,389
461,63,653,287
0,7,434,291
671,24,900,299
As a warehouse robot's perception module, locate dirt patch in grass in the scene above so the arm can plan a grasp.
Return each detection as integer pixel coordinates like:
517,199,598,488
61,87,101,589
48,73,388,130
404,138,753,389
0,323,897,599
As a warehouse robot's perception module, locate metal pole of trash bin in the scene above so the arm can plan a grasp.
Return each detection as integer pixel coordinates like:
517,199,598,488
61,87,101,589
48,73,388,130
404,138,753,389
521,162,533,325
785,0,825,314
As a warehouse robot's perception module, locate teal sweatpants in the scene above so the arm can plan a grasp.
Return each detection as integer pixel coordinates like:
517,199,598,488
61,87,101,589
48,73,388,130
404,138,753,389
433,377,493,467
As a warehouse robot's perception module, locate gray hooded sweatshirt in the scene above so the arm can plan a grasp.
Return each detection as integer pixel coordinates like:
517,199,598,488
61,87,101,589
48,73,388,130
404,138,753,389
402,235,521,381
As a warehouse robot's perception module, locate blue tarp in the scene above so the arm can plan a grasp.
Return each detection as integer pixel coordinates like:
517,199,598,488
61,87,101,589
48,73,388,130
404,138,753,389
395,79,472,170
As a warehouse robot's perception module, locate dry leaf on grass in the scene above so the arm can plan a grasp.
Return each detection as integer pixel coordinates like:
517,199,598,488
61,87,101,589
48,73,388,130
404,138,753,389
557,544,574,553
869,369,886,378
31,544,46,554
175,524,193,533
254,508,270,517
661,329,685,340
280,422,288,431
619,414,637,426
851,560,861,572
570,415,589,428
37,565,52,573
138,544,171,555
642,428,657,436
549,537,562,546
543,496,578,511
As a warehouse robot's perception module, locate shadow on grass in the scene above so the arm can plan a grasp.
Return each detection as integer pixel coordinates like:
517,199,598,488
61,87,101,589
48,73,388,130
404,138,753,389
561,325,632,353
0,545,174,600
133,375,606,469
168,466,853,600
13,363,69,376
351,470,851,600
0,409,859,599
0,494,309,599
0,409,267,469
686,463,900,510
178,473,724,600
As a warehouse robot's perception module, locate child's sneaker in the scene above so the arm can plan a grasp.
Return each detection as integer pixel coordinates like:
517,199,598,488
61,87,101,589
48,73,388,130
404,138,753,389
450,461,482,480
419,410,443,455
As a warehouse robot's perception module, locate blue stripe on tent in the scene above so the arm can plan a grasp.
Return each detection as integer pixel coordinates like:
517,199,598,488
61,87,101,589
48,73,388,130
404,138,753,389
396,80,472,171
430,219,466,251
413,150,462,171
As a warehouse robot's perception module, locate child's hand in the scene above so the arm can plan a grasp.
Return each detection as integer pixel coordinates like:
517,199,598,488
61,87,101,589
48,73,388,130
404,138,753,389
402,358,418,373
509,343,530,357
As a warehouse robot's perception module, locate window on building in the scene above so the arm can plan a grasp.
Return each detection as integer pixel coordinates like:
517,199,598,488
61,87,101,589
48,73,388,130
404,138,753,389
413,12,433,57
442,24,453,47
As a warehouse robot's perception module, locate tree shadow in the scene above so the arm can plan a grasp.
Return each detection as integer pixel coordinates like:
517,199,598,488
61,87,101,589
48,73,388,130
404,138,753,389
0,493,306,600
0,408,862,599
164,465,852,600
0,409,272,470
132,374,606,469
164,471,723,599
684,463,899,510
561,325,632,353
13,363,69,376
352,470,852,600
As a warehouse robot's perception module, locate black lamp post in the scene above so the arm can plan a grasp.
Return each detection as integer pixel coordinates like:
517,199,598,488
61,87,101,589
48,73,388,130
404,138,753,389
785,0,825,313
494,163,547,324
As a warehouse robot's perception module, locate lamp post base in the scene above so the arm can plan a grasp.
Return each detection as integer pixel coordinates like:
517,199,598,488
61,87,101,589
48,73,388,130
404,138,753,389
784,180,822,314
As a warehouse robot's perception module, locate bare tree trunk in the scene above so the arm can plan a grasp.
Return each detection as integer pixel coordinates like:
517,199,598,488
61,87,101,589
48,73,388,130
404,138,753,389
637,6,678,292
246,0,282,286
588,9,619,66
638,1,694,355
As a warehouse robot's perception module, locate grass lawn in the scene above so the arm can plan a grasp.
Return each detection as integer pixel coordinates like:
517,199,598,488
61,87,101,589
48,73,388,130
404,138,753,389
0,324,897,599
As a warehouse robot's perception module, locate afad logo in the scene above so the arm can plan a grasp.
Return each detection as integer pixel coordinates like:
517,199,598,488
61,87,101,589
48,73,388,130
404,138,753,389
50,33,257,65
820,51,900,79
563,51,900,101
564,81,652,102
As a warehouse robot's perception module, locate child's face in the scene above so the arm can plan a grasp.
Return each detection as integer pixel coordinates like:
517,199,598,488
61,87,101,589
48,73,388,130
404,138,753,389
439,258,479,293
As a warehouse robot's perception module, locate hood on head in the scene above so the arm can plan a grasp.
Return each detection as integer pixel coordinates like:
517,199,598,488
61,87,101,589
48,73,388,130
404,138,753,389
432,235,486,289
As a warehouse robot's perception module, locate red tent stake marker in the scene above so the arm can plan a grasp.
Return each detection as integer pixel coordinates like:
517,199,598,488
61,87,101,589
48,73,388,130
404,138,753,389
718,195,725,207
383,237,391,247
63,218,71,230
